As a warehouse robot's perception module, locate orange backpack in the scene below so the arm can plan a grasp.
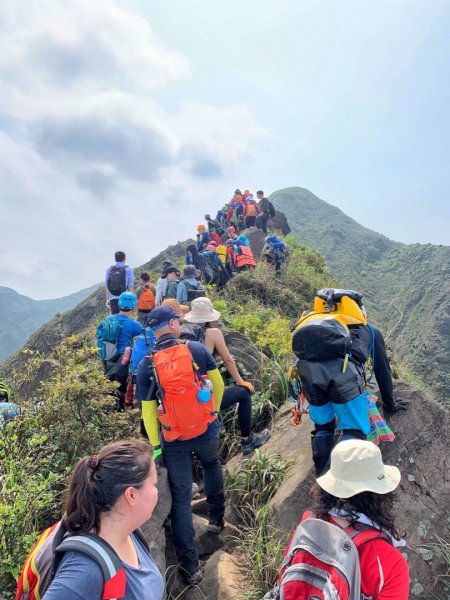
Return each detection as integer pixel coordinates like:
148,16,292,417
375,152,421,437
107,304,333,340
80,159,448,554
234,245,257,269
152,341,216,442
138,286,155,311
246,203,257,217
15,519,142,600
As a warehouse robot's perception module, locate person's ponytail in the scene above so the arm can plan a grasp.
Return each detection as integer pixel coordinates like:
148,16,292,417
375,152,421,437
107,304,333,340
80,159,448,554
63,455,99,533
63,439,153,534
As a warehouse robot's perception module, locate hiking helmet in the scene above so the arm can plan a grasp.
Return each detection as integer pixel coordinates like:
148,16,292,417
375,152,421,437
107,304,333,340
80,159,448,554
0,382,11,402
197,224,206,232
206,244,216,251
222,205,229,211
118,291,137,309
227,226,236,235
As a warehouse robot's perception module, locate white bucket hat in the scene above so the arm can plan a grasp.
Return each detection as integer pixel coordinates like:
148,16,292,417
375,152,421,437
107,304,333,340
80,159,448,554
316,439,401,499
184,297,221,324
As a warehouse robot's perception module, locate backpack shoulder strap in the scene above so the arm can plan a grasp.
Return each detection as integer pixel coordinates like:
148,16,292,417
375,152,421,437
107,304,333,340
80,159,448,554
348,526,392,547
55,533,126,599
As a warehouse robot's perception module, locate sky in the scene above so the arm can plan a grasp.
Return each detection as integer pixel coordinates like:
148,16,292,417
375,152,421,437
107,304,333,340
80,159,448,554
1,0,449,299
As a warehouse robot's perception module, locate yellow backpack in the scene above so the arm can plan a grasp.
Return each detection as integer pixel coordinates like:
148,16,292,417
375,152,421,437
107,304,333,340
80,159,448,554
292,289,367,361
216,244,227,266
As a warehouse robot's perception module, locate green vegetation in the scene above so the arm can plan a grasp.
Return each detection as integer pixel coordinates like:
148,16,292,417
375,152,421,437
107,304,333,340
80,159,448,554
272,187,450,408
227,451,290,599
0,335,139,597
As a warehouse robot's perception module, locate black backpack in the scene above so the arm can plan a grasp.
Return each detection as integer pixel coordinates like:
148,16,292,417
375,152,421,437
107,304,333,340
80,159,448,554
180,322,206,344
268,202,276,218
184,281,206,303
107,265,127,296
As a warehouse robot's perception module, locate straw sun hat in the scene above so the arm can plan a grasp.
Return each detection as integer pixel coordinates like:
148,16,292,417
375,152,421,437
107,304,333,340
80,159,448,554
184,297,220,324
316,439,401,499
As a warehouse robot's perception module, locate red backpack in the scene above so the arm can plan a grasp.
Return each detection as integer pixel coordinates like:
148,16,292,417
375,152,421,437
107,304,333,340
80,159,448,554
16,520,149,600
268,516,390,600
151,341,216,442
138,286,155,311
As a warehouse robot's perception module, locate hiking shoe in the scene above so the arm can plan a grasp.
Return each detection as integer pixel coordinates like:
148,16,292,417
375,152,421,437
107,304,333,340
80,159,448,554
207,520,224,534
184,570,203,586
241,429,271,455
384,398,409,415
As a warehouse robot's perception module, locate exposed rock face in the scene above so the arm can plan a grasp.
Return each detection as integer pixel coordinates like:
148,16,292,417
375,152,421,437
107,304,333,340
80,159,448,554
228,381,449,598
199,550,246,600
222,330,267,382
141,466,172,575
269,210,291,236
241,226,266,258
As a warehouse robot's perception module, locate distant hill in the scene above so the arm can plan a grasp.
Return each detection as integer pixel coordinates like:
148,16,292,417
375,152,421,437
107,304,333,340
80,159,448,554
0,284,100,363
0,241,191,379
271,187,450,407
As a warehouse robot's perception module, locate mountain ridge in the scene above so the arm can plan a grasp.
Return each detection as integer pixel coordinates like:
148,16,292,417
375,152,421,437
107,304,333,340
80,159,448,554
271,186,450,407
0,283,100,363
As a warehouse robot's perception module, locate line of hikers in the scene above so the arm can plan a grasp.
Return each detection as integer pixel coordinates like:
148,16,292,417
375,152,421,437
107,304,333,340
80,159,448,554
12,191,410,599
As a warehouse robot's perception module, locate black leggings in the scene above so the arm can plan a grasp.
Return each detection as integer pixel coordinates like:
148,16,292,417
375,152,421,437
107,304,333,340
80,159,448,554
220,386,252,438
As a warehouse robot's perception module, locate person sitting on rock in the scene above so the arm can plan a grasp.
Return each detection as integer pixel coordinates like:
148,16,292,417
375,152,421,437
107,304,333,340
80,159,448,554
271,439,409,599
41,439,164,600
181,298,270,455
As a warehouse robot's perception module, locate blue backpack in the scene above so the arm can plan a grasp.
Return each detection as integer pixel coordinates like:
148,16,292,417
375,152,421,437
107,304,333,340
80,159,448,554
266,236,285,251
96,316,121,361
129,328,156,375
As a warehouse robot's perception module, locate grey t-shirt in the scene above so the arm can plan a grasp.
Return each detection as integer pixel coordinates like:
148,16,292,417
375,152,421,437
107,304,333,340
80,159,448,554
42,533,164,600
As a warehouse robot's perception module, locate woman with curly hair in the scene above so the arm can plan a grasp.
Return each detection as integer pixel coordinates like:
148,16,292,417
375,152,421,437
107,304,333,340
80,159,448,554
274,439,409,599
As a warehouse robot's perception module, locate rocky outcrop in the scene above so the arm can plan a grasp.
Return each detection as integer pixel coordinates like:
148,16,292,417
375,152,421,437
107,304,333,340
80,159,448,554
242,226,267,258
269,210,291,236
222,330,267,382
198,550,246,599
141,466,172,575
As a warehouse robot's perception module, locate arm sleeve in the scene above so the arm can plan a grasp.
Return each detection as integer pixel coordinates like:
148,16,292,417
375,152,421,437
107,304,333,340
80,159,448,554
208,368,224,411
132,321,143,337
376,546,410,600
372,326,395,407
141,399,160,447
136,358,160,447
126,267,135,290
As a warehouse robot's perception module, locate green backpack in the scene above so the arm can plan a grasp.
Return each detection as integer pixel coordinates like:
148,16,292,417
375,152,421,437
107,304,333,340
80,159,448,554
96,316,121,361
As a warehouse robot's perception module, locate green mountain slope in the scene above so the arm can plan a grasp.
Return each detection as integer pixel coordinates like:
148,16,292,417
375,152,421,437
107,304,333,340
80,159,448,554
272,187,450,407
0,284,99,364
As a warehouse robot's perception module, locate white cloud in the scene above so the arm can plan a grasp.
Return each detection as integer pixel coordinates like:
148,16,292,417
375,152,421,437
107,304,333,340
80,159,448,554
0,0,265,298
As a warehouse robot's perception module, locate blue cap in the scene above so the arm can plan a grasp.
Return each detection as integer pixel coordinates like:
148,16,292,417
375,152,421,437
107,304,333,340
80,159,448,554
147,306,181,331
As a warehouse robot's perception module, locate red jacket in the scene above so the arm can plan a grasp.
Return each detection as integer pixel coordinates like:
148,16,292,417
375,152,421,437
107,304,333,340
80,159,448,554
299,511,409,600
